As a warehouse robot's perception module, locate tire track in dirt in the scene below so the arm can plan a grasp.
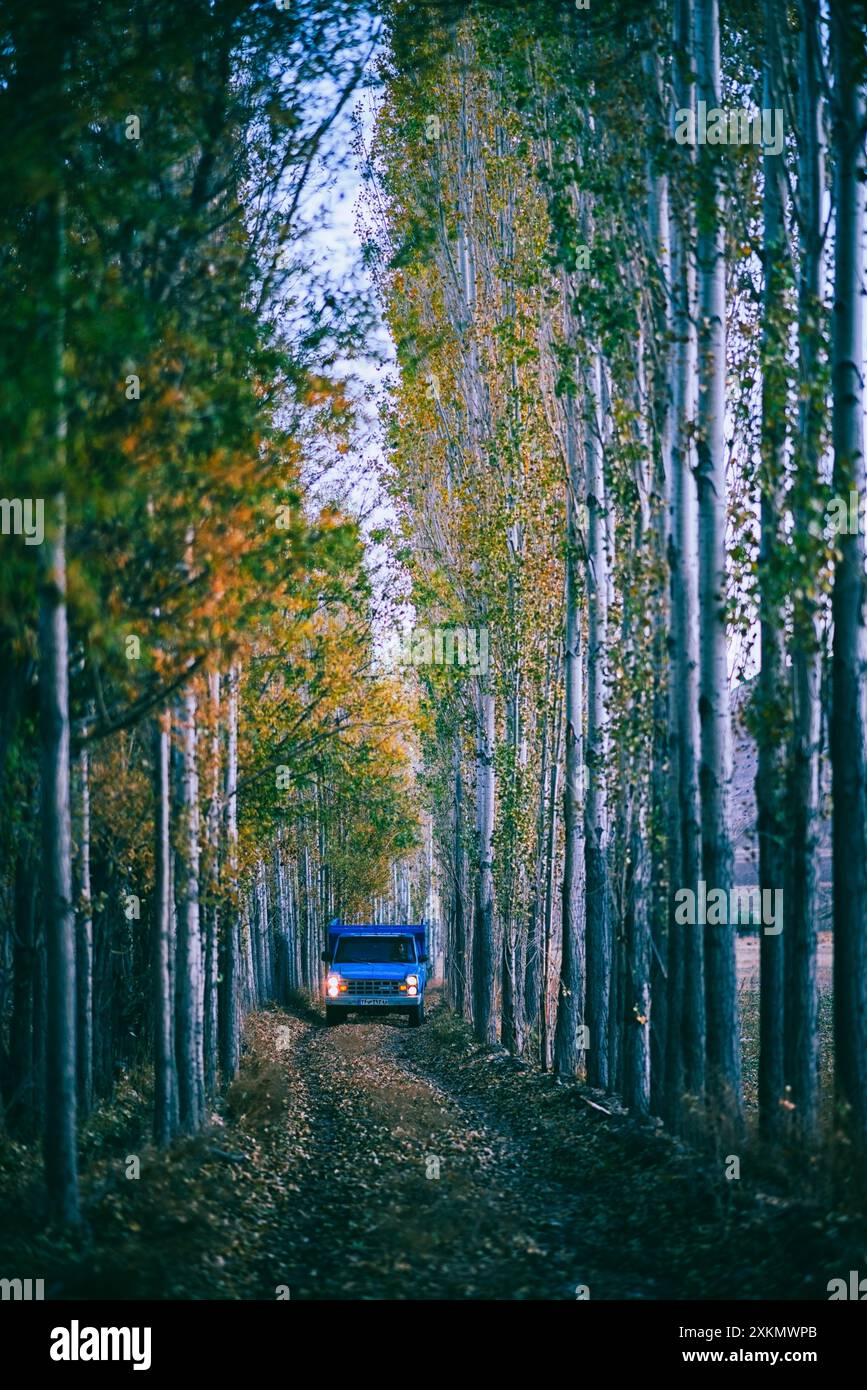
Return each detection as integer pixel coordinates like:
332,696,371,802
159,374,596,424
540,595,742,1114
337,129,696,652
390,1002,864,1301
250,998,858,1301
253,1006,657,1299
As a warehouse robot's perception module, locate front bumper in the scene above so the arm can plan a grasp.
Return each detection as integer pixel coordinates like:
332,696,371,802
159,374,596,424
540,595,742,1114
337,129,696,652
325,993,422,1008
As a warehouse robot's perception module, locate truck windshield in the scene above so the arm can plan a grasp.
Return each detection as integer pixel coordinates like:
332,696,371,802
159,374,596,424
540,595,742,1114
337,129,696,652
334,936,416,964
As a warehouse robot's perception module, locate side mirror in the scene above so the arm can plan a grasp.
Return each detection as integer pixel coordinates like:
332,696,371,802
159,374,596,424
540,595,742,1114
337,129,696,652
419,953,429,963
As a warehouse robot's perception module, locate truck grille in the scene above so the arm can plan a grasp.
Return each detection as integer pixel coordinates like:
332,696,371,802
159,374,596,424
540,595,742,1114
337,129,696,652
343,979,400,996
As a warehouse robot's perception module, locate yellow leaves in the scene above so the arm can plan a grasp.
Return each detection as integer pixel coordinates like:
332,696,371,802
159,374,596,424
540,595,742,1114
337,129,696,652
303,375,349,411
305,505,352,547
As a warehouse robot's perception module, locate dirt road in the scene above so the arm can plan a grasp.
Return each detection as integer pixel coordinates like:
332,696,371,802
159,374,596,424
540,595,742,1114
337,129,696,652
6,993,863,1301
241,998,858,1301
255,1005,604,1299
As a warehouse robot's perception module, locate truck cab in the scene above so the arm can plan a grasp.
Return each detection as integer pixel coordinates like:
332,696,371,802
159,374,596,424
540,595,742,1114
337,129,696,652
321,922,428,1027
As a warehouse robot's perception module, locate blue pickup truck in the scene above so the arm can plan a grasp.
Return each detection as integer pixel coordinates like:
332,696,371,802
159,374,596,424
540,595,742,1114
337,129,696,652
322,921,428,1027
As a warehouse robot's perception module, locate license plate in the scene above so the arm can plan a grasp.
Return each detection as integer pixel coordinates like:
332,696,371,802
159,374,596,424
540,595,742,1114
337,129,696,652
357,998,381,1006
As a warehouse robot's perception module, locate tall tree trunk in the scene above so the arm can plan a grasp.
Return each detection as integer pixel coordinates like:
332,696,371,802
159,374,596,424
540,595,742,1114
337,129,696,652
75,739,94,1119
644,35,672,1120
40,510,79,1217
39,180,79,1225
274,845,287,1003
786,0,824,1145
501,647,524,1055
625,799,652,1115
219,663,240,1083
244,897,257,1008
623,323,655,1117
302,842,314,991
756,0,789,1141
251,864,265,1003
584,353,611,1090
291,855,303,990
695,0,741,1127
203,670,220,1098
258,860,272,1000
555,403,585,1077
153,713,177,1145
830,0,867,1173
541,686,562,1072
524,648,552,1040
175,685,204,1132
667,0,704,1124
472,684,497,1043
451,734,468,1017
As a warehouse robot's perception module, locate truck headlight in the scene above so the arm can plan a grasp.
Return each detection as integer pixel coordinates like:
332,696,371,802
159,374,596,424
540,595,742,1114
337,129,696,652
405,974,418,987
326,974,341,998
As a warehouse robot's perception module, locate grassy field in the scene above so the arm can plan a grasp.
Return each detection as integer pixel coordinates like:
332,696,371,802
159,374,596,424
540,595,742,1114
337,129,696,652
738,932,834,1115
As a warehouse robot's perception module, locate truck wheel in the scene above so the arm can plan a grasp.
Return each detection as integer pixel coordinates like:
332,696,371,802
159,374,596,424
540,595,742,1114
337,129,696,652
325,1006,344,1026
408,1002,424,1028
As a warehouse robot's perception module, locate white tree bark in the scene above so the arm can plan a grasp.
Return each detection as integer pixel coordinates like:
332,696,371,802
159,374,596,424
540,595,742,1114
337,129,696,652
555,390,585,1078
219,662,240,1081
39,182,79,1225
695,0,741,1123
584,350,611,1090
